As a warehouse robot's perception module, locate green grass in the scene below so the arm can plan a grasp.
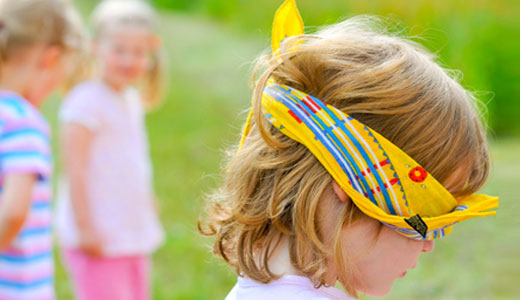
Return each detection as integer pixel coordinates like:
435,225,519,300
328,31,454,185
42,9,519,300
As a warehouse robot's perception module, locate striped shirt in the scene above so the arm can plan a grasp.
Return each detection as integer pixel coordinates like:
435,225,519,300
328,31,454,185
0,92,54,300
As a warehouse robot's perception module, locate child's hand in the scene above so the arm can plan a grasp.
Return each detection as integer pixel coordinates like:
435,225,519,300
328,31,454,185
153,195,160,213
78,228,105,257
63,123,105,257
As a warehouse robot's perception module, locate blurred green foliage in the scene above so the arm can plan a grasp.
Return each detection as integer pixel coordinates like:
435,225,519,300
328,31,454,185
152,0,520,136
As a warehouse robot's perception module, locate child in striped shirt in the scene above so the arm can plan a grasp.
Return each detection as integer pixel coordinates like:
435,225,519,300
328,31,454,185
0,0,83,299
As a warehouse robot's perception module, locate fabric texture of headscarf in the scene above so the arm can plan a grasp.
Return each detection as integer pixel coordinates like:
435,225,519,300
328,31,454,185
239,0,498,240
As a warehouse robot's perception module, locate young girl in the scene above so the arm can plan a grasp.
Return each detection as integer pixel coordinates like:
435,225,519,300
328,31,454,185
0,0,83,299
200,1,499,299
55,0,164,299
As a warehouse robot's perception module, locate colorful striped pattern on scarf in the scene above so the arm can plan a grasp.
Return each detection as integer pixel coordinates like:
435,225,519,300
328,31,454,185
257,82,498,240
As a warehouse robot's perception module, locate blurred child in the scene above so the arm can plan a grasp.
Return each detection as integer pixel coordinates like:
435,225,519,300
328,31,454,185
0,0,83,298
200,1,498,299
55,0,164,299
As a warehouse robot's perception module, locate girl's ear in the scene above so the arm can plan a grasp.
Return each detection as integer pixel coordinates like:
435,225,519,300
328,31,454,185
332,180,348,203
148,35,161,51
39,45,63,69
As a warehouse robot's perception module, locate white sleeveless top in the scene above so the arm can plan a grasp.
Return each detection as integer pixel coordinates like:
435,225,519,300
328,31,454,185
226,275,355,300
56,80,164,256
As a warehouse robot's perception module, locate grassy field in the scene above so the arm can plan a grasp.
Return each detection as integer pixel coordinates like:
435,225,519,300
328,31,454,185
42,9,519,300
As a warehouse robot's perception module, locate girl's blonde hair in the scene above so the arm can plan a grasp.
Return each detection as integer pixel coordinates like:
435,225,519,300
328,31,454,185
200,16,490,296
0,0,84,75
91,0,164,107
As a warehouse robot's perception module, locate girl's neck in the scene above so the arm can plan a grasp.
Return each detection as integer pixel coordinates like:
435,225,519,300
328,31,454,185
101,74,125,93
267,236,302,277
267,236,338,286
0,64,39,107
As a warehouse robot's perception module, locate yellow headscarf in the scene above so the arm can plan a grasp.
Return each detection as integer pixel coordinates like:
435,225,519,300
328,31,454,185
240,0,498,240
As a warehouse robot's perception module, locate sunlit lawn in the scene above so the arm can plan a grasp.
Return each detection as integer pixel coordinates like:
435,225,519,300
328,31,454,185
43,10,519,300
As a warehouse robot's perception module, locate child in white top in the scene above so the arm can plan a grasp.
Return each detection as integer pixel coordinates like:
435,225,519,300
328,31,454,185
56,0,164,299
58,81,163,256
200,1,497,299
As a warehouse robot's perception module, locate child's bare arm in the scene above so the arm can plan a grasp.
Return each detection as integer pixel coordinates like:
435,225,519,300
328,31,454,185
0,174,37,250
62,122,104,256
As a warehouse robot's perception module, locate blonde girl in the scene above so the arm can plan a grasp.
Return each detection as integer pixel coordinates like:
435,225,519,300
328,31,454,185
0,0,83,299
55,0,164,299
200,1,498,299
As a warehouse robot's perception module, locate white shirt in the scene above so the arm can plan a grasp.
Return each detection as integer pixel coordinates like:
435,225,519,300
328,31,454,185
56,80,164,256
226,275,354,300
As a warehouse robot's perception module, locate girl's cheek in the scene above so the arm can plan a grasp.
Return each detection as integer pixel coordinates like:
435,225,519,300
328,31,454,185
136,52,149,70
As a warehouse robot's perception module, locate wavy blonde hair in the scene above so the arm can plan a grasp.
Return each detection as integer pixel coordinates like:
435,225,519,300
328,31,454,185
91,0,165,108
200,16,489,296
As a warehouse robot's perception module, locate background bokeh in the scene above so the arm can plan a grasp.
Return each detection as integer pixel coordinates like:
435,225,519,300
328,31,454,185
43,0,519,299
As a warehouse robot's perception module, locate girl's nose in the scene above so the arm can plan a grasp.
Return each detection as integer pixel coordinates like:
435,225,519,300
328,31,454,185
422,240,435,253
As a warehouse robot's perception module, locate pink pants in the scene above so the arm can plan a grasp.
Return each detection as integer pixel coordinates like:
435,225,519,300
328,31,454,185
63,248,151,300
